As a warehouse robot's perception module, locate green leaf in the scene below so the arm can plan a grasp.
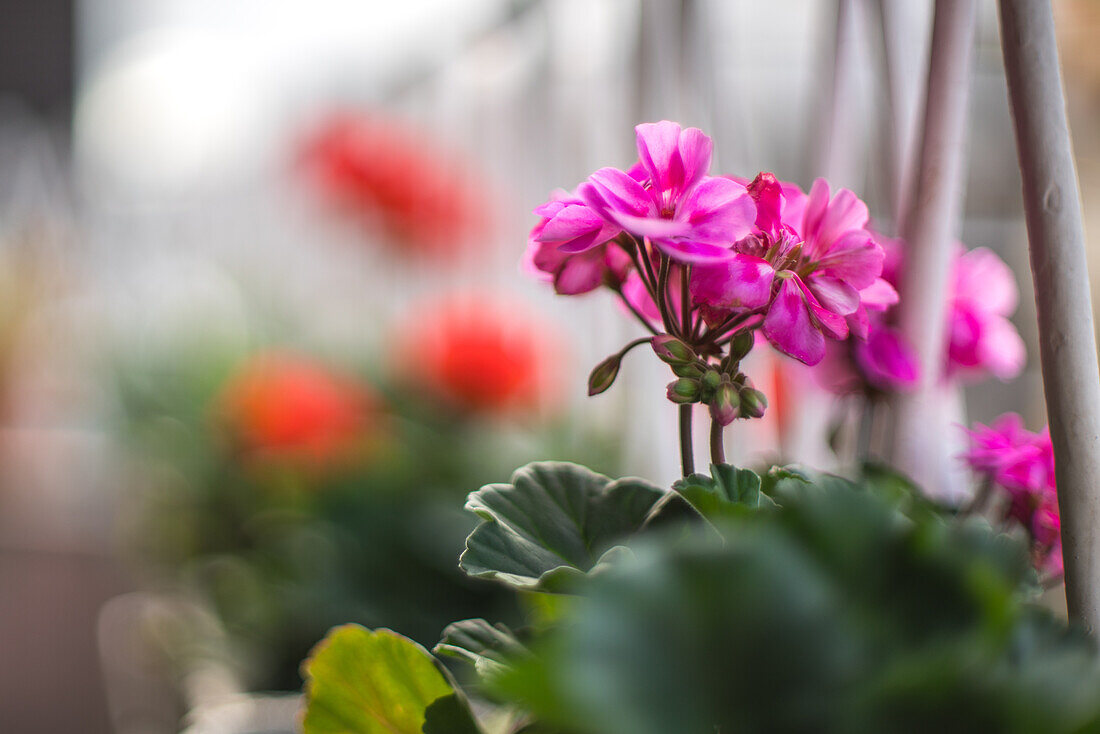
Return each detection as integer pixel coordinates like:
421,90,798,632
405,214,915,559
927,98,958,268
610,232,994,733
459,462,666,591
434,619,529,678
758,464,813,499
301,624,481,734
672,463,773,520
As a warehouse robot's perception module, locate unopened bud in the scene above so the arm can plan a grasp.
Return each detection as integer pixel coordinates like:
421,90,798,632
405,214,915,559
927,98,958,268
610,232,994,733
673,362,705,379
701,369,722,393
729,331,755,362
588,353,622,396
709,382,740,426
739,387,768,418
651,335,696,365
666,378,700,404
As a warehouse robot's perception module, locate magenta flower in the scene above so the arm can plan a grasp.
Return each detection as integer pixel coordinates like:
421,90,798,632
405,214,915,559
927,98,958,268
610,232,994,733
946,247,1026,381
963,414,1061,577
691,173,886,366
525,190,631,295
580,122,756,263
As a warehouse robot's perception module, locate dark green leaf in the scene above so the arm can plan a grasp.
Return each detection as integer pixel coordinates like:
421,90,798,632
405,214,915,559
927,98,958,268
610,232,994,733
434,619,529,678
459,462,665,591
301,624,481,734
671,463,772,520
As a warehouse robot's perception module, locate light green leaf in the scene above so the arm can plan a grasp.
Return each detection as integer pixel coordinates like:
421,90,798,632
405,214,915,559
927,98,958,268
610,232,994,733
459,462,666,591
301,624,481,734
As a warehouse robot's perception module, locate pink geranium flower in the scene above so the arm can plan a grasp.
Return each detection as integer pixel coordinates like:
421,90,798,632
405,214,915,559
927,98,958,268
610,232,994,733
691,173,887,366
525,190,631,295
963,414,1062,577
580,121,756,263
946,247,1026,381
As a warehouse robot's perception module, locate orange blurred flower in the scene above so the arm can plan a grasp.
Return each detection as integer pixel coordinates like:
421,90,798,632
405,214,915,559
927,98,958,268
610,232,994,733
217,352,377,468
298,112,489,259
394,296,562,417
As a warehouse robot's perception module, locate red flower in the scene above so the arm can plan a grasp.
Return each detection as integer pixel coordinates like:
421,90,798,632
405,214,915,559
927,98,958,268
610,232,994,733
298,113,488,258
394,297,561,416
217,353,375,466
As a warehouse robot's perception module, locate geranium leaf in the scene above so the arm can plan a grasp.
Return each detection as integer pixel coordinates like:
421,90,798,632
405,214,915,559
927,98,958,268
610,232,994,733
672,463,773,520
301,624,481,734
434,619,529,679
459,462,666,591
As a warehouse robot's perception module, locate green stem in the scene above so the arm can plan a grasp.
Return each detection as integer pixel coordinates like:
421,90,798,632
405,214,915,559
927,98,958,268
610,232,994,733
710,417,725,465
680,403,695,477
657,255,674,333
681,265,692,339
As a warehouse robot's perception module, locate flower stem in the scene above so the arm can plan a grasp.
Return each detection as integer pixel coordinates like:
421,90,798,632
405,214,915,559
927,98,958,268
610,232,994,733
679,403,695,477
680,266,692,339
710,417,725,465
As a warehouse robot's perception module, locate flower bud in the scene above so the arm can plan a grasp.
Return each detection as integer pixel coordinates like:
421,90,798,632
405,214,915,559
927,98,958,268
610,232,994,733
651,335,696,365
709,382,740,426
739,386,768,418
728,331,755,362
701,369,722,393
672,362,705,379
588,353,622,396
666,378,700,404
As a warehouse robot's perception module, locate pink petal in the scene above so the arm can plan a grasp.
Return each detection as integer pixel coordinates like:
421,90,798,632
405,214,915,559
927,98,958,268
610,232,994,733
747,172,784,235
690,254,776,310
978,315,1027,380
807,274,859,316
796,276,849,340
780,181,809,238
953,246,1018,316
653,238,739,264
859,278,899,311
537,204,616,253
763,277,826,365
678,176,756,244
554,249,607,295
677,127,713,194
610,212,692,240
816,187,869,250
814,230,884,290
635,121,684,195
854,326,920,390
583,168,655,219
799,178,831,243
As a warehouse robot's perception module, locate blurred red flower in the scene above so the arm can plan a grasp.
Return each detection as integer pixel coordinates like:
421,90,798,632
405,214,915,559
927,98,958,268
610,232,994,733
394,296,562,417
299,113,488,258
217,352,376,467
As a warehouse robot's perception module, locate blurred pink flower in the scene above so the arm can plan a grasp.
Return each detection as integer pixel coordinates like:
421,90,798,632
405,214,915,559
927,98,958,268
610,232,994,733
946,247,1026,381
963,414,1061,576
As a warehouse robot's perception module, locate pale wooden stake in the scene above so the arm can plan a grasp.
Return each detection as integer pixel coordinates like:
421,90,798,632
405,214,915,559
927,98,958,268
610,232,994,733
890,0,978,495
998,0,1100,631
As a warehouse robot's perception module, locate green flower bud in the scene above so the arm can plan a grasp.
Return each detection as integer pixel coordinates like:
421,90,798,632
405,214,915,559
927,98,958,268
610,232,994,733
667,378,700,404
729,330,755,362
672,362,705,379
739,386,768,418
651,335,696,365
588,353,622,396
701,369,722,393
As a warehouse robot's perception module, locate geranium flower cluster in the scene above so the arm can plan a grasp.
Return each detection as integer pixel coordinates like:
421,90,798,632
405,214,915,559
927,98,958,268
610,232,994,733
821,234,1025,394
525,121,889,423
963,414,1061,576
